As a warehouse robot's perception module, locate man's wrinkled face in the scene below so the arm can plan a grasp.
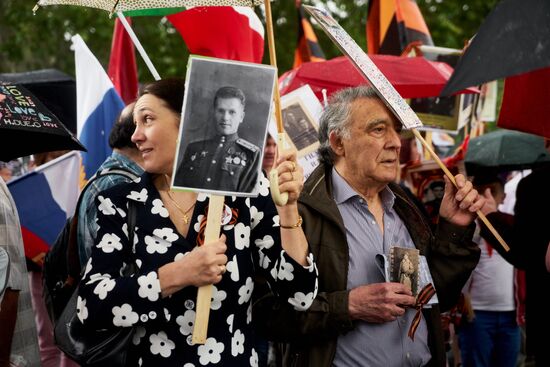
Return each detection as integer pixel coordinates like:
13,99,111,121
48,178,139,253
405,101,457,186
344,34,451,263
214,97,245,136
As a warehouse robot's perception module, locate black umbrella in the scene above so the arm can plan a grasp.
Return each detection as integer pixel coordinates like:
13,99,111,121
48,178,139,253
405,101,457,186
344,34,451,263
0,69,77,134
465,129,550,176
441,0,550,96
0,84,86,161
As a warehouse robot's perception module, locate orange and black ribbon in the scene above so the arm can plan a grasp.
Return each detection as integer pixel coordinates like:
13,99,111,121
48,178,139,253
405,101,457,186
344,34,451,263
196,205,239,247
408,283,436,341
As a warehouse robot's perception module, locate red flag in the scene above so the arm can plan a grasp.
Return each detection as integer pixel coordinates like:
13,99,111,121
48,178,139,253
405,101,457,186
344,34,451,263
497,67,550,139
293,0,325,68
167,7,264,63
108,17,139,105
367,0,433,55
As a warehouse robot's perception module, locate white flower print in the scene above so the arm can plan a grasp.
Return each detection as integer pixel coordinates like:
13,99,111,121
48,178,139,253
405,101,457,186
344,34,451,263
93,277,115,300
112,303,139,327
176,310,195,336
151,198,169,217
234,223,250,250
211,285,227,310
250,348,259,367
132,326,146,345
184,364,195,367
97,196,117,215
288,291,316,311
247,303,252,324
270,260,278,280
149,331,175,358
137,272,161,301
272,215,280,227
174,252,189,261
193,214,205,233
197,337,224,365
197,193,208,202
164,308,171,321
116,206,127,218
127,188,148,202
249,205,264,230
231,329,245,356
83,258,93,277
238,277,254,305
76,296,88,322
245,197,250,208
97,233,123,253
255,235,274,269
277,255,295,281
144,227,177,254
226,314,234,333
226,255,239,282
257,174,270,197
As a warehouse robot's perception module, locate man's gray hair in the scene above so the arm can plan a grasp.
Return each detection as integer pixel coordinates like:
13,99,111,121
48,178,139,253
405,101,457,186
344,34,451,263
317,86,379,165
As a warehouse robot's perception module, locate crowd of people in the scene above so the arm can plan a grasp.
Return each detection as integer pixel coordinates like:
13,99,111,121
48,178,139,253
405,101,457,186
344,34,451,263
1,82,548,367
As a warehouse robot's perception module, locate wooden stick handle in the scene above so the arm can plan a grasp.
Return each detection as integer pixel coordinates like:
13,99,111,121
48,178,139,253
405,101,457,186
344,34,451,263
411,129,510,252
192,195,225,345
264,0,284,134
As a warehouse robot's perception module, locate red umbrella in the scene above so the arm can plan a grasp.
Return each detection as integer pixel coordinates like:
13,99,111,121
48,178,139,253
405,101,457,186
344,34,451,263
279,55,478,100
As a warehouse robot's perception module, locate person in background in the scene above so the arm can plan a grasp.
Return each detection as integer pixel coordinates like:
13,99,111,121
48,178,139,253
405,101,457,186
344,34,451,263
482,146,550,366
25,150,77,367
0,162,13,183
0,175,41,367
77,102,144,267
77,78,318,366
254,85,484,367
459,174,521,367
262,134,277,174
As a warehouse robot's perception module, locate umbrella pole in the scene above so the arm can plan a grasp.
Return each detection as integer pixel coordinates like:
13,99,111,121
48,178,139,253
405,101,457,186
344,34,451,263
116,12,161,81
264,0,288,206
411,128,510,252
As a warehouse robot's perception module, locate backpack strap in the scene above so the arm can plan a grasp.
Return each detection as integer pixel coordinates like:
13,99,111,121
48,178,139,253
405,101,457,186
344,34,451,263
67,167,140,280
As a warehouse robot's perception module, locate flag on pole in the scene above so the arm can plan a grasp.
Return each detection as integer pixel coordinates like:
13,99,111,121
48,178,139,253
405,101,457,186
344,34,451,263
293,0,326,68
167,6,265,63
8,152,80,260
72,34,125,179
367,0,433,55
108,17,139,105
497,67,550,139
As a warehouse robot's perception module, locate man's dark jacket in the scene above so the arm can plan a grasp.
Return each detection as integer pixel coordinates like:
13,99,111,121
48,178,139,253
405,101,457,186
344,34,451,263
254,163,480,367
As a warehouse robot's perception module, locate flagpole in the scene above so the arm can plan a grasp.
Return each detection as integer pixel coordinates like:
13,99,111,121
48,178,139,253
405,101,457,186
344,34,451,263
264,0,289,206
116,12,161,81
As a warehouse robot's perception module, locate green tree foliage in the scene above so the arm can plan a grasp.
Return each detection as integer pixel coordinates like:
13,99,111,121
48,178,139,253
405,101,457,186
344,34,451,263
0,0,498,82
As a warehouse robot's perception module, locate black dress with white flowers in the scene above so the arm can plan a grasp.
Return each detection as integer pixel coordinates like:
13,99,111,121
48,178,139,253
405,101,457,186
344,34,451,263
77,173,318,367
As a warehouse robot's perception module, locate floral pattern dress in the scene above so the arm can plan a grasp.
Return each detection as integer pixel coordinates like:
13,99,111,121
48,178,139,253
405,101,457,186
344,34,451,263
77,172,318,366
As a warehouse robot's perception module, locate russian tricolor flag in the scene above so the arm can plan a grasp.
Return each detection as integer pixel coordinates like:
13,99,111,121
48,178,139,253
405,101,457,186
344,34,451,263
72,34,125,179
8,152,80,260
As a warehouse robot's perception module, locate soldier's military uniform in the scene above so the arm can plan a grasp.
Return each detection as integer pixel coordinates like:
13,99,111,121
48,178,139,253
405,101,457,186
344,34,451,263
175,133,260,193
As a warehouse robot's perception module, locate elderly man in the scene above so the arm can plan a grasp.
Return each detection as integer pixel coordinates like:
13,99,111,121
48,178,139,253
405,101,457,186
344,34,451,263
254,86,483,367
175,86,260,193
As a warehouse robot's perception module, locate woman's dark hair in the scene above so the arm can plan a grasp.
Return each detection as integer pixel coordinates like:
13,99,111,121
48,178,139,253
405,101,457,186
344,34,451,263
139,78,185,115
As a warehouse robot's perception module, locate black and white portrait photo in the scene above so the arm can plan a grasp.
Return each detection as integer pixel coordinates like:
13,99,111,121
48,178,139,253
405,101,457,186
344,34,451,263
172,56,276,196
282,99,319,156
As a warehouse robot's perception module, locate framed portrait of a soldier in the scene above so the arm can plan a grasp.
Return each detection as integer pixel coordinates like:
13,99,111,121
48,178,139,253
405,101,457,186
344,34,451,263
281,97,319,157
172,56,277,196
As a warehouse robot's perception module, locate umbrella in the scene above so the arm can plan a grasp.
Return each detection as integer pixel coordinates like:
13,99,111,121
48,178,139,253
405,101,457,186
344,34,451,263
441,0,550,96
279,55,479,101
465,129,550,176
0,69,77,134
0,84,86,161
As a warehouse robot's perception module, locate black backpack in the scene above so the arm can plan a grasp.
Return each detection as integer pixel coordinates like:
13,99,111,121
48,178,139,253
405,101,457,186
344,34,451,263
43,168,138,323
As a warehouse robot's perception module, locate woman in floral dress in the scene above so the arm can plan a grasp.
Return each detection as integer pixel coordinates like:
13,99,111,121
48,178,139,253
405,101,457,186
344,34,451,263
76,78,318,366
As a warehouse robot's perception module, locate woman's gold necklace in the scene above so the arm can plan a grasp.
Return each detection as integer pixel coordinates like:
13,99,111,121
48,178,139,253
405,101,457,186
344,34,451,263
163,174,195,225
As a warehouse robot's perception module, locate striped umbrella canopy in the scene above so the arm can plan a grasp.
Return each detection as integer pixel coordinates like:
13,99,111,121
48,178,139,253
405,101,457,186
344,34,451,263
36,0,264,13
